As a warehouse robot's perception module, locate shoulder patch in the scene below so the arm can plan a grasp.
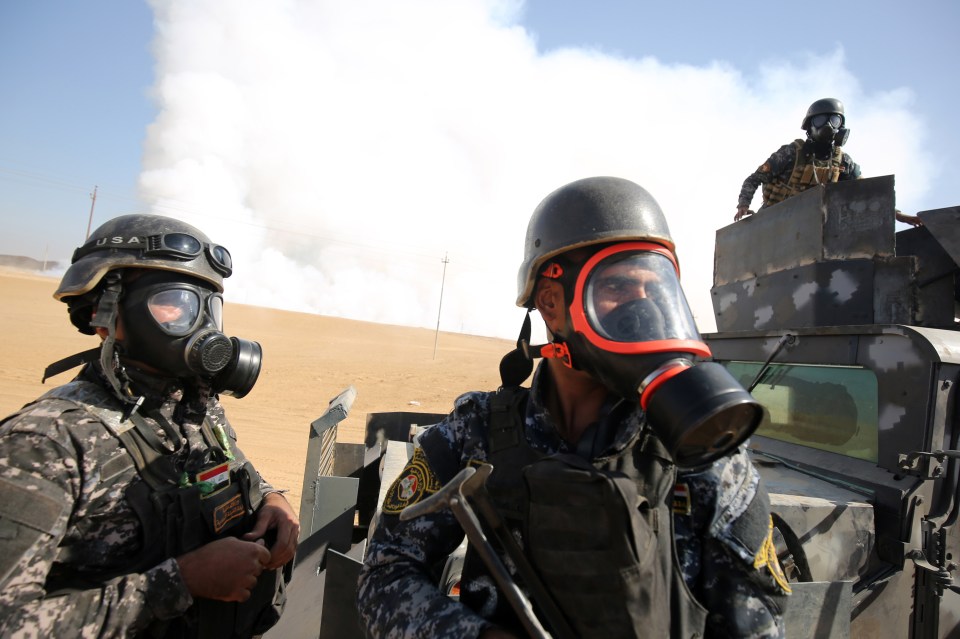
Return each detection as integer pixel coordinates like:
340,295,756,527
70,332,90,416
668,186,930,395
754,516,792,594
382,447,443,515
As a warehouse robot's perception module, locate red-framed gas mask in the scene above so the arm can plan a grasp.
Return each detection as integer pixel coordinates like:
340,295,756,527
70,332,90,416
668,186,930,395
537,242,763,467
569,242,708,359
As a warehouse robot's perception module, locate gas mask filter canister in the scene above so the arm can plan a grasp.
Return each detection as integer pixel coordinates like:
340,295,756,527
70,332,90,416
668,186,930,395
551,242,763,467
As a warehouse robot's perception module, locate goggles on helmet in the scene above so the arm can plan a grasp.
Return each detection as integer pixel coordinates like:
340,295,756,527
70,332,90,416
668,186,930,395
568,242,709,358
809,113,842,129
72,232,233,277
145,286,224,336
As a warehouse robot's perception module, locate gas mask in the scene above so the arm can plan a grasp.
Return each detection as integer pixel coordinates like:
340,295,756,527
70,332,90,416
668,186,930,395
120,271,262,398
540,242,763,467
808,113,849,148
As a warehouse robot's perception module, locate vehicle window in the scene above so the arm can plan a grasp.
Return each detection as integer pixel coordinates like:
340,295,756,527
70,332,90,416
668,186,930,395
724,361,879,462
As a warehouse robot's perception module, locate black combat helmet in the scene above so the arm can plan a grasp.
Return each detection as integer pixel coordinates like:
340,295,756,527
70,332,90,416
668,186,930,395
516,176,676,308
56,214,232,334
801,97,845,129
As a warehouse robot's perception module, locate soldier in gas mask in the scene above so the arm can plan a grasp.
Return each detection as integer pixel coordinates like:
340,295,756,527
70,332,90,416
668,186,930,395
0,214,299,637
358,177,790,638
734,97,922,226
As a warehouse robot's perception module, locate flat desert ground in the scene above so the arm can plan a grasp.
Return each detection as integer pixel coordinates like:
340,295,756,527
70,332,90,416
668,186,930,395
0,268,514,515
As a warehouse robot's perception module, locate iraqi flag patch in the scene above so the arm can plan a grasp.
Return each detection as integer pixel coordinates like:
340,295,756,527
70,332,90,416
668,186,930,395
383,448,442,515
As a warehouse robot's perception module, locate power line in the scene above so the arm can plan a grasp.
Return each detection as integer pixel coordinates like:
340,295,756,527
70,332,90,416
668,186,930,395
85,185,98,241
433,252,449,359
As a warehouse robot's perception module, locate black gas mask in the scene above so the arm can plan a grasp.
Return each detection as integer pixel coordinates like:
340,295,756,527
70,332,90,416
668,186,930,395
120,271,262,398
808,112,849,148
538,242,763,467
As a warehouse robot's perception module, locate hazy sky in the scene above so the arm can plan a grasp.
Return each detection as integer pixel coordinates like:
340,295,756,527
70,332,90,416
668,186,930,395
1,0,957,339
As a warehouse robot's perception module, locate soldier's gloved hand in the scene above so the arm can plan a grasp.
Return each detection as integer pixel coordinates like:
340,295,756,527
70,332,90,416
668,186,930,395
176,537,272,602
243,491,300,570
735,205,754,221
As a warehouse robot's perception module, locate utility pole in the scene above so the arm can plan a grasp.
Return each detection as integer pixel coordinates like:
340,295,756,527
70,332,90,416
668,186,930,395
85,185,98,241
433,253,449,360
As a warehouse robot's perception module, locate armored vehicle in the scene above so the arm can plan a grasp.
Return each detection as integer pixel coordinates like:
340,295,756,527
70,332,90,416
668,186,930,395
705,175,960,637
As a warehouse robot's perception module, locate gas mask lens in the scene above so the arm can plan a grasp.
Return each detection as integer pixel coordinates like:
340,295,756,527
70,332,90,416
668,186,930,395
577,246,700,350
810,113,842,129
146,288,223,335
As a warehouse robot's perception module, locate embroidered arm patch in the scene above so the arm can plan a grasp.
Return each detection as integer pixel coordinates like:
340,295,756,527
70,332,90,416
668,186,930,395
754,516,792,594
382,447,443,515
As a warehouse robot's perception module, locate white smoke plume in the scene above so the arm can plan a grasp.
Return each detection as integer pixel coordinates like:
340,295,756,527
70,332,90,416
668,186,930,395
139,0,934,339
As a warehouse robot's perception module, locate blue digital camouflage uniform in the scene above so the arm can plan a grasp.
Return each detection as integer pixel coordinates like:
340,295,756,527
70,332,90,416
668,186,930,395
738,139,861,209
0,364,275,638
357,363,789,638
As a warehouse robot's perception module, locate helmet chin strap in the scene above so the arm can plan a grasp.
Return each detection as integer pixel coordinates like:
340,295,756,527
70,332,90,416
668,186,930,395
498,311,575,387
86,272,144,418
499,311,535,387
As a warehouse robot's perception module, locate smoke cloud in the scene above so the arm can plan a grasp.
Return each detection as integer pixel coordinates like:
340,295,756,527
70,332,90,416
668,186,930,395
140,0,933,339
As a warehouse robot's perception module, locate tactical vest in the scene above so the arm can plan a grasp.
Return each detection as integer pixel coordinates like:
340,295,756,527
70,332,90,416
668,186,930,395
762,139,844,207
38,380,285,639
458,387,706,638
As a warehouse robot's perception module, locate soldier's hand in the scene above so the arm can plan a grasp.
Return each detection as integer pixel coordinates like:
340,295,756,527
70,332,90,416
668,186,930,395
243,491,300,570
735,205,754,221
895,210,924,227
176,537,272,602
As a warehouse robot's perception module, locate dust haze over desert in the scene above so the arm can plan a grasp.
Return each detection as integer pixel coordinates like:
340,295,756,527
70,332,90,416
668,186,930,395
17,0,934,343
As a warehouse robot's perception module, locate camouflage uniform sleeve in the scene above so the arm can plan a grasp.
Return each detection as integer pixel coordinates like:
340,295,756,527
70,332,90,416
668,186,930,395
357,392,496,639
675,448,789,639
0,408,193,638
737,143,798,208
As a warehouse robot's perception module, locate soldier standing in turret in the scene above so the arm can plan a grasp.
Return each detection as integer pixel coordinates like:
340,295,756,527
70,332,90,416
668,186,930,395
0,214,299,637
734,97,922,227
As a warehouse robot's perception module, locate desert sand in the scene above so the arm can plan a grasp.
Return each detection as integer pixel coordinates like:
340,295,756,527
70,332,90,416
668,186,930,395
0,268,515,515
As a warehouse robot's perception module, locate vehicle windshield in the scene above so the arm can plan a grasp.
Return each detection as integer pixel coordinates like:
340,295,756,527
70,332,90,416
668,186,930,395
724,361,879,462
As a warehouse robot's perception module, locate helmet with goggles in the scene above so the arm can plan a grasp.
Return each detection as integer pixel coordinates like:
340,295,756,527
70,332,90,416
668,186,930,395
517,176,675,308
801,98,850,148
801,97,845,130
55,214,232,334
45,214,260,400
56,214,231,301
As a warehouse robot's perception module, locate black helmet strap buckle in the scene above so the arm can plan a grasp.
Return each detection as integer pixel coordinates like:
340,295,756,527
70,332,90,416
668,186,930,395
91,273,143,415
88,271,122,334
